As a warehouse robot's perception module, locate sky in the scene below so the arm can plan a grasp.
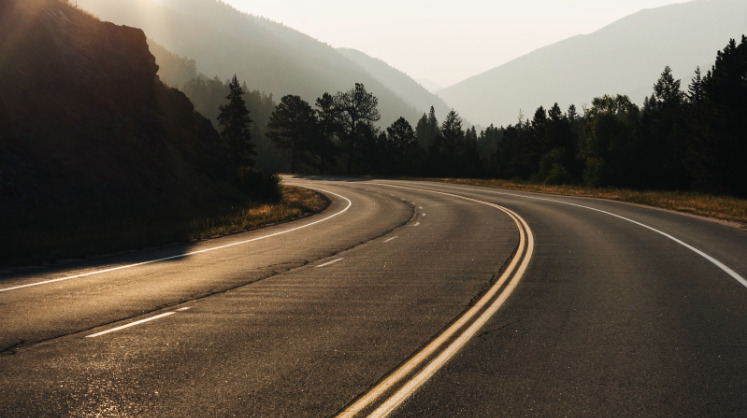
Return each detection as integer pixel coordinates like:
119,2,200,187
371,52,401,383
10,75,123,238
223,0,683,87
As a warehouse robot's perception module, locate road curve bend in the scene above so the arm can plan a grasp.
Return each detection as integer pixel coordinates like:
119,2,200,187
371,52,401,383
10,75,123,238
0,177,744,417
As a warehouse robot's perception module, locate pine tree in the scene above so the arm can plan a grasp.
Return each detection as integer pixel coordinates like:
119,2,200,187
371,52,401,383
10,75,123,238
686,67,705,104
218,75,255,167
267,95,317,173
581,95,641,187
686,36,747,196
416,106,441,150
640,66,688,189
333,83,380,175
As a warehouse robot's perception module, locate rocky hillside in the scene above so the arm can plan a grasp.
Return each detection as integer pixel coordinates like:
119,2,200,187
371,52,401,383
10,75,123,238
0,0,248,266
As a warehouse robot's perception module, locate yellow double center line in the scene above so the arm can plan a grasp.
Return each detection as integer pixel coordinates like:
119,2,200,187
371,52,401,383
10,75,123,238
337,188,534,417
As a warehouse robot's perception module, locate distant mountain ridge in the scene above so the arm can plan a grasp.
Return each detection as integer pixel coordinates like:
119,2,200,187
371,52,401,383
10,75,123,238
439,0,747,126
337,48,453,122
77,0,427,126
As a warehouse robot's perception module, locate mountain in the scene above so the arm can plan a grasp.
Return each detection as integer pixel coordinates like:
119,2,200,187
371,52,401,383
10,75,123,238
0,0,252,266
417,79,444,94
439,0,747,127
337,48,453,121
76,0,424,126
147,38,198,89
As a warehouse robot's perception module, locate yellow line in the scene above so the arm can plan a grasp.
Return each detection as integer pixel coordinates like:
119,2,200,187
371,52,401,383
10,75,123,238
337,187,534,417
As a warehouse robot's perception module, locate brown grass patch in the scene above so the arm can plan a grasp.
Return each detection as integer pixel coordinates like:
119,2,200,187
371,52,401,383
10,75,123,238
187,185,330,240
435,178,747,226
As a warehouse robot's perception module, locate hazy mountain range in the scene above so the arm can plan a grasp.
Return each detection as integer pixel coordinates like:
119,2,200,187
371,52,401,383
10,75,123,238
77,0,745,130
439,0,747,126
336,48,452,124
76,0,449,125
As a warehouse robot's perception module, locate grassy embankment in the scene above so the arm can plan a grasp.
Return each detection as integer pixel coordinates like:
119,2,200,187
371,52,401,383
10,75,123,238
437,178,747,226
3,186,328,269
187,185,329,240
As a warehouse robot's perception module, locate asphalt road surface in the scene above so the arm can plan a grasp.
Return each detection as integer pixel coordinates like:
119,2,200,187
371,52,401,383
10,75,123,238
1,177,745,417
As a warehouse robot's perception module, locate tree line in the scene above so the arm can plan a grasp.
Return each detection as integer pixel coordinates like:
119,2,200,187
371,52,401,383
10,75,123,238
213,36,746,197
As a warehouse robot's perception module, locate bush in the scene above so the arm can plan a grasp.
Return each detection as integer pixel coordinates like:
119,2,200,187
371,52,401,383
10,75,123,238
237,166,281,202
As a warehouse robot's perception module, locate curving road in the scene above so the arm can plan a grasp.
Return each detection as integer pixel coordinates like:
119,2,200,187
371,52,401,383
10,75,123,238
0,177,745,416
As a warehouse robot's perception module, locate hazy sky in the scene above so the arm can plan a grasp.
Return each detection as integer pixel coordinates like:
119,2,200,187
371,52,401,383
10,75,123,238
223,0,682,87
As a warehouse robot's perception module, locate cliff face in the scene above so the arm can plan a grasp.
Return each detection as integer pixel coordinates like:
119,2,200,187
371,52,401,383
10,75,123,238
1,0,156,129
0,0,242,266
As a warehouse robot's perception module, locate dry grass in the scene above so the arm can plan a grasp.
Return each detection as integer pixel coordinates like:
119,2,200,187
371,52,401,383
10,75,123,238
1,186,329,269
187,185,330,240
436,178,747,226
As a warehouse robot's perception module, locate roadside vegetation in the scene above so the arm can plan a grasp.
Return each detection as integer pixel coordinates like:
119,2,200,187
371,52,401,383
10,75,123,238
2,185,327,270
437,178,747,225
187,185,329,240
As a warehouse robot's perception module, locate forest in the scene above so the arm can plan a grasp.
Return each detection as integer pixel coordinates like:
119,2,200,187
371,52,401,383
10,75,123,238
174,36,745,198
257,36,746,197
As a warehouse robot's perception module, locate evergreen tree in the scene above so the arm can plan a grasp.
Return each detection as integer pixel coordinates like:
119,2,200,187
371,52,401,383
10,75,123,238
431,110,467,177
463,125,481,177
686,36,747,196
416,106,440,150
477,124,501,173
580,95,641,187
314,92,341,175
333,83,380,175
217,75,255,167
527,106,549,179
386,117,421,175
537,103,578,184
640,66,689,189
494,123,528,180
567,104,579,125
387,117,417,149
686,67,705,104
266,95,317,173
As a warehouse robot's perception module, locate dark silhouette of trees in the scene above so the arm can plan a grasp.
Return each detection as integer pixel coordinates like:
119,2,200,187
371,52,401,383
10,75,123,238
385,117,421,175
426,110,463,177
182,75,284,172
251,36,745,197
580,95,641,187
536,103,579,185
218,75,255,168
333,83,381,175
440,110,465,158
640,66,689,189
416,106,440,151
477,124,501,174
685,36,747,196
314,93,342,174
266,95,317,173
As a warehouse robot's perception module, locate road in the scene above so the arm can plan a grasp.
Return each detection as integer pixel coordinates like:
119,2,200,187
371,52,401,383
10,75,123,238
1,177,745,416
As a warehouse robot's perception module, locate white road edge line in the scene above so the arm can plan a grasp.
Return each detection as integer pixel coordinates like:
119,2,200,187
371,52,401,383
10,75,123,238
317,258,344,268
392,180,747,290
0,188,352,294
487,190,747,290
384,236,398,243
86,307,190,338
